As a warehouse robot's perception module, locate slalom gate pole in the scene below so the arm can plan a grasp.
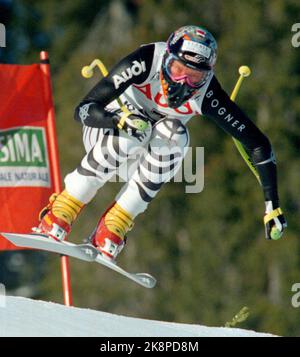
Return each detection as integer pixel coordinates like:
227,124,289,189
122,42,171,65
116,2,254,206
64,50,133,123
40,51,73,306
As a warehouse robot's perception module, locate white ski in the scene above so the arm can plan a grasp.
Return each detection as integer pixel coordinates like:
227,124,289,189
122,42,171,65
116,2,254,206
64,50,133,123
1,233,156,289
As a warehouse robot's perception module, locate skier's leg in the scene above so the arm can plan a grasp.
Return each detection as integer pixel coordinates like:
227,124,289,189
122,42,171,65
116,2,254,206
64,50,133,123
64,127,146,203
36,124,151,241
117,118,189,216
92,118,189,259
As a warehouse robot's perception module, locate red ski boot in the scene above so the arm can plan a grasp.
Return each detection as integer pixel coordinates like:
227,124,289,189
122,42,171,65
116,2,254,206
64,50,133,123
90,202,134,261
33,190,84,241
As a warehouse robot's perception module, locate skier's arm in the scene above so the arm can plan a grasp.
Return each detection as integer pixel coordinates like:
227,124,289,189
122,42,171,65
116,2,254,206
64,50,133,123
201,76,287,239
74,44,155,128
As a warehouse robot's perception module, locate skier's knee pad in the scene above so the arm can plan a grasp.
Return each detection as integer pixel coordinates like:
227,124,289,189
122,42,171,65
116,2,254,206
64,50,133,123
150,118,189,153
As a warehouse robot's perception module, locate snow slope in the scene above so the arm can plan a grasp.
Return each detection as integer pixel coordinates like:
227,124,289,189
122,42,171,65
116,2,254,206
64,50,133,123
0,296,275,337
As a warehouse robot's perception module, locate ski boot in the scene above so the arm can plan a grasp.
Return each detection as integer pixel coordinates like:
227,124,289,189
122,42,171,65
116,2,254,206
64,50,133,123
33,190,85,241
89,202,134,261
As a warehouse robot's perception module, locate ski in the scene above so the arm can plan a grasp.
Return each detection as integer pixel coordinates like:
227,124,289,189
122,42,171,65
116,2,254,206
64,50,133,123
1,233,156,289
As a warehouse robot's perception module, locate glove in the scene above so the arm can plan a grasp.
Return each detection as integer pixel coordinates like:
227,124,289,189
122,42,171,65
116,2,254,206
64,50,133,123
113,111,149,142
264,201,287,240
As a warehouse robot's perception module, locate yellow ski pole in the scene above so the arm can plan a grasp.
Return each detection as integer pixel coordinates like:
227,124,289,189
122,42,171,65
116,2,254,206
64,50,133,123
230,65,261,184
81,59,148,131
230,67,281,239
81,60,128,114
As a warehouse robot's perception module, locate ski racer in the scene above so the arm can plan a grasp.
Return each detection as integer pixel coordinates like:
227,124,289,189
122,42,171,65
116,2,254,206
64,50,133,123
35,25,287,261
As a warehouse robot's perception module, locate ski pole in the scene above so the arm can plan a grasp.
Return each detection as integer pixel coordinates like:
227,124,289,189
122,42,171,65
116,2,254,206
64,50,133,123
230,66,280,240
230,66,261,184
82,59,128,114
81,59,148,131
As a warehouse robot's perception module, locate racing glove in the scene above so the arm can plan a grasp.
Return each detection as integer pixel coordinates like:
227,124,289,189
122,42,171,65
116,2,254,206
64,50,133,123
113,112,150,142
264,201,287,240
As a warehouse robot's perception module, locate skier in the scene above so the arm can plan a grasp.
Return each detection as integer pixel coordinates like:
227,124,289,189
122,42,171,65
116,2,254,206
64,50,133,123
35,25,287,261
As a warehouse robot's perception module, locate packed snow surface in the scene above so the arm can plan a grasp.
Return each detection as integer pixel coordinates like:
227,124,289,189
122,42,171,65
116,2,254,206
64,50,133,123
0,296,275,337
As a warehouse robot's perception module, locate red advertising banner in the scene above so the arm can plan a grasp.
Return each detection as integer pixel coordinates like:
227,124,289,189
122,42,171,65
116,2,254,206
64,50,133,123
0,54,61,250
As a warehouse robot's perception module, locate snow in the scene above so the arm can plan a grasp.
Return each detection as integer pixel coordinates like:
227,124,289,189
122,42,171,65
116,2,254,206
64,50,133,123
0,296,275,337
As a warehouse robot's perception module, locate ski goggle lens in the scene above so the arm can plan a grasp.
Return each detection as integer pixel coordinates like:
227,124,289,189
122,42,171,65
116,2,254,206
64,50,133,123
165,55,209,88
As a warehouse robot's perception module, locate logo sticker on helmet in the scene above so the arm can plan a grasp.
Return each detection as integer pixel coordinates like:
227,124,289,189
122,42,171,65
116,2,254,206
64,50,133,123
183,54,206,63
195,29,206,37
170,28,188,45
182,41,211,58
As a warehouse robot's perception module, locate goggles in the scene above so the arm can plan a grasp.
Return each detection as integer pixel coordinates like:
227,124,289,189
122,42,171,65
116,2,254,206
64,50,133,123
164,54,210,88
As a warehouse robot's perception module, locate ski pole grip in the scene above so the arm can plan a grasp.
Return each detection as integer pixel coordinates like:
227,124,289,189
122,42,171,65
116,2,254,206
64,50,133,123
81,59,109,78
230,66,251,101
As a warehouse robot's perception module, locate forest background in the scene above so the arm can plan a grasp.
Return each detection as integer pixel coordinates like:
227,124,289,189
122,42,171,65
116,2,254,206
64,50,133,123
0,0,300,336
